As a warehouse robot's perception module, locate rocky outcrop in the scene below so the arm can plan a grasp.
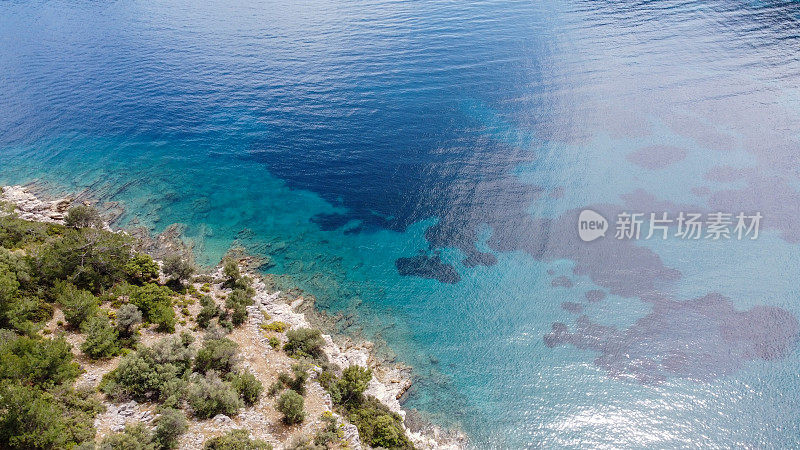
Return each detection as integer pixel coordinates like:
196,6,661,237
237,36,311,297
95,400,156,433
1,185,72,223
248,275,466,449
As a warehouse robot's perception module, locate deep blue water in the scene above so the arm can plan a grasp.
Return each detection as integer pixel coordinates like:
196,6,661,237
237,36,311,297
3,0,800,447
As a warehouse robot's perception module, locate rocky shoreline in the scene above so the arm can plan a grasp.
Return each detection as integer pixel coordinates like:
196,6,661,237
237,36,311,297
0,184,467,449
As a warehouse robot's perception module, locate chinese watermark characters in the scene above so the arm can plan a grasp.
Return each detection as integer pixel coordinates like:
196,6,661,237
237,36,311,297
578,210,762,242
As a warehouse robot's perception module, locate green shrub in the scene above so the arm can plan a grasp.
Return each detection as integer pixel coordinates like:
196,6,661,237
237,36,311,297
346,397,412,450
196,295,220,329
81,314,120,359
0,381,102,450
331,365,372,406
267,337,280,349
316,369,335,391
0,247,47,333
221,259,241,289
372,414,408,449
100,422,155,450
230,302,247,327
0,247,30,308
55,282,100,330
153,407,188,450
261,321,288,333
162,254,195,286
116,303,143,339
225,287,254,327
283,328,324,359
121,283,176,333
0,216,52,249
314,411,343,448
275,364,308,396
33,228,132,292
64,205,103,229
203,429,271,450
289,364,308,395
194,337,238,374
276,390,305,425
124,253,160,285
267,380,284,397
230,371,263,406
4,296,51,336
101,335,194,404
0,332,81,387
187,371,243,419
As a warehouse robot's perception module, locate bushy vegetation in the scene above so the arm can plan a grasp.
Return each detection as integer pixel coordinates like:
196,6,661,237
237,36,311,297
313,411,344,448
346,397,412,450
55,281,100,330
261,321,288,333
276,364,308,396
221,258,241,289
194,336,238,374
124,253,160,285
283,328,325,359
325,366,413,450
187,371,243,419
31,224,134,293
101,334,194,405
161,254,195,287
101,331,257,421
117,283,176,332
276,389,305,425
0,380,102,449
80,313,121,359
99,422,156,450
116,303,142,346
203,429,271,450
153,407,188,450
329,365,371,406
64,205,103,229
225,285,254,327
196,294,222,329
231,370,263,406
0,331,81,387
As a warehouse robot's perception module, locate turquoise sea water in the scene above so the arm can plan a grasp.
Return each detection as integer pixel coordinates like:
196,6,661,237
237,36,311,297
3,0,800,447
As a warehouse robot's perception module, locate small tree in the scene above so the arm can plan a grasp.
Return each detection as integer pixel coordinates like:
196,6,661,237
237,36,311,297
123,283,176,333
186,371,243,419
162,254,195,286
196,295,220,329
276,390,305,425
230,370,263,406
221,258,240,289
153,407,188,450
55,282,99,330
194,337,238,374
333,365,372,406
124,253,159,285
372,414,405,449
64,205,103,229
116,304,142,338
283,328,325,359
80,314,120,359
100,423,155,450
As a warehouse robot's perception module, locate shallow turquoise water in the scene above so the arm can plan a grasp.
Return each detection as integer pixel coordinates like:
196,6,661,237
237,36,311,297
2,0,800,447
